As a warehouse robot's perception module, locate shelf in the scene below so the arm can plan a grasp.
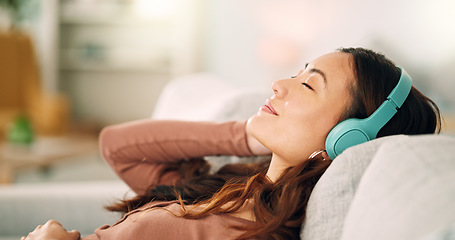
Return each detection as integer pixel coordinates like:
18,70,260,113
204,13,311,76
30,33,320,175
60,15,173,26
56,1,187,81
60,65,171,73
59,45,171,74
59,1,175,26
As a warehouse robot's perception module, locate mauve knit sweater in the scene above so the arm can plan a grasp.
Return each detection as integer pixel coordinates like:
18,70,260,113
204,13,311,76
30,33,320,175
81,120,255,240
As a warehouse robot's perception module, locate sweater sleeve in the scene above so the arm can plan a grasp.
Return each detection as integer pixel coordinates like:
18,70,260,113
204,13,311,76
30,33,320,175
99,120,254,195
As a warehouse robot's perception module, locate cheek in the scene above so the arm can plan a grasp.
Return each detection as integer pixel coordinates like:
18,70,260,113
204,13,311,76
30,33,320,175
278,107,340,153
247,101,344,162
247,112,323,160
274,122,325,160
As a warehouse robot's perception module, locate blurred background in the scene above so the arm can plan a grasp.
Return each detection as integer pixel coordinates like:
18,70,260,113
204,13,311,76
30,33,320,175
1,0,454,184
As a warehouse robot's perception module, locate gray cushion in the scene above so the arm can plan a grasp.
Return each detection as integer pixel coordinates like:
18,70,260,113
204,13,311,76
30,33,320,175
301,135,407,240
340,135,455,240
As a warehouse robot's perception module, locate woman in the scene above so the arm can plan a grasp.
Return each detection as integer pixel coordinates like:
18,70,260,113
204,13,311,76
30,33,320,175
22,47,440,240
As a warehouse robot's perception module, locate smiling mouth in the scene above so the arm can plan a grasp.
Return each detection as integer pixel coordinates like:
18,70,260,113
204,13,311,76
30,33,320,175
261,99,278,116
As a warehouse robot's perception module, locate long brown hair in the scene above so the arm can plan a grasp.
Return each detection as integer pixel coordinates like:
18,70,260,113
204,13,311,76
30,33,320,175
339,47,441,136
107,47,441,240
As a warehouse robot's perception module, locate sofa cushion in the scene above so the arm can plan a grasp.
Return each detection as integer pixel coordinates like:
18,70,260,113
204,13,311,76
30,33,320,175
0,181,132,238
300,135,407,240
340,134,455,240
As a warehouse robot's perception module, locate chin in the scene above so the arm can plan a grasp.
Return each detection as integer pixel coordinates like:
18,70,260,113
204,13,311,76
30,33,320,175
247,115,271,143
246,115,260,136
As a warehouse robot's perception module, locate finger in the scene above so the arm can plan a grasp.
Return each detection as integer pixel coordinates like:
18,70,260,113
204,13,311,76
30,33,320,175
46,219,62,227
20,237,25,240
34,225,42,230
46,219,67,231
69,230,81,239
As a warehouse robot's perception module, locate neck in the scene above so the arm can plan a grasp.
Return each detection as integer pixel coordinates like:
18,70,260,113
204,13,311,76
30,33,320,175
266,154,292,182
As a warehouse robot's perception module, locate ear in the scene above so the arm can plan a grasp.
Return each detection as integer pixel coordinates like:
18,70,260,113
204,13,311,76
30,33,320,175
321,150,331,161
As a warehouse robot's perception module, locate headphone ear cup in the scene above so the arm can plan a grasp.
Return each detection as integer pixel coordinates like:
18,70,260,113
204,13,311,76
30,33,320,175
324,67,412,159
325,119,371,159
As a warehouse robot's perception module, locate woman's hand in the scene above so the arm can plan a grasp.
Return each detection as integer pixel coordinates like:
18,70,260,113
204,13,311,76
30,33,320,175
21,220,80,240
245,122,272,155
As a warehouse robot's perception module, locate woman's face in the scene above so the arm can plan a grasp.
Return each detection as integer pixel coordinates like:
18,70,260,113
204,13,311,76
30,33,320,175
247,52,355,165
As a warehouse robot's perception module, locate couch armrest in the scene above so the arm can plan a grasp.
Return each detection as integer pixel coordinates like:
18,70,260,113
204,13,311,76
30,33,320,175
0,180,133,238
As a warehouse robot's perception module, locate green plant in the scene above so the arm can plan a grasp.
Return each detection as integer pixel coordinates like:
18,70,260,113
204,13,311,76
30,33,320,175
0,0,38,24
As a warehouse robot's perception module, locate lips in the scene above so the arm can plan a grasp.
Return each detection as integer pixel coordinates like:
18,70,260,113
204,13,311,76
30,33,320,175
261,99,278,116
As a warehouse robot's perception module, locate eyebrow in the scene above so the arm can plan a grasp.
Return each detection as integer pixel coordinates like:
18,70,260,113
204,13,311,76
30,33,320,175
305,63,327,87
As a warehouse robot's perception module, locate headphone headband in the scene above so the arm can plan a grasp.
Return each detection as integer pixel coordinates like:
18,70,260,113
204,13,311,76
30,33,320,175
386,67,413,108
363,66,412,134
325,66,413,159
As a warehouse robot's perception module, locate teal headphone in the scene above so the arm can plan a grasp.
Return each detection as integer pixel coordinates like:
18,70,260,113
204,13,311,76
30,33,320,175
325,67,413,159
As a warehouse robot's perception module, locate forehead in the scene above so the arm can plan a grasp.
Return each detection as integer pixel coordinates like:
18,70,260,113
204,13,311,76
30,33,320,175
308,51,355,96
309,52,354,81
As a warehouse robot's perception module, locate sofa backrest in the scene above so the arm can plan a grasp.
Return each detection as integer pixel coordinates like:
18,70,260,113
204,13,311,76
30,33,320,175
340,134,455,240
301,134,455,240
151,73,270,122
301,134,406,239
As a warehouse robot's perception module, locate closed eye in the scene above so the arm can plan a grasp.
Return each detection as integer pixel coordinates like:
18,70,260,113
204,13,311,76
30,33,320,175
302,82,314,90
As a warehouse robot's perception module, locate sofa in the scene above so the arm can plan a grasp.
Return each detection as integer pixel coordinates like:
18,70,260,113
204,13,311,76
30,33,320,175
1,74,454,240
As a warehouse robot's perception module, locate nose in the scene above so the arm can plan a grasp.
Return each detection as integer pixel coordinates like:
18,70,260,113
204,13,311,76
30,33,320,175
271,78,289,98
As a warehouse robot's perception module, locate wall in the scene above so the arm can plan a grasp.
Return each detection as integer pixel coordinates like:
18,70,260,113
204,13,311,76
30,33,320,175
24,0,455,127
201,0,455,113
